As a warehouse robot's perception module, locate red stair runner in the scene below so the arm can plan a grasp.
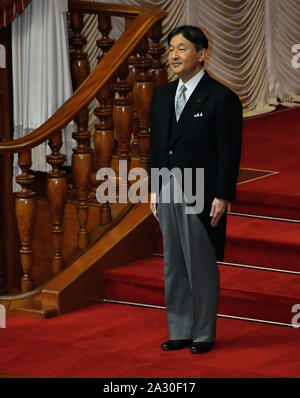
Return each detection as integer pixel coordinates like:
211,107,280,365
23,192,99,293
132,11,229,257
105,255,300,325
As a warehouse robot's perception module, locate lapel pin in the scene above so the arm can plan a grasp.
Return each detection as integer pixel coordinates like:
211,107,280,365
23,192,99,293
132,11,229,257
197,98,202,103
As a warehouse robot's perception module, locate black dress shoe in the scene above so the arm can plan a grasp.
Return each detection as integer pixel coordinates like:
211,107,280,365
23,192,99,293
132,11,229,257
190,341,215,354
161,339,192,351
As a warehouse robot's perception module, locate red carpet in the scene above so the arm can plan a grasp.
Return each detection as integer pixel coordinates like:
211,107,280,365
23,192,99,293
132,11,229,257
2,107,300,379
224,215,300,271
233,107,300,219
105,255,300,324
1,303,300,378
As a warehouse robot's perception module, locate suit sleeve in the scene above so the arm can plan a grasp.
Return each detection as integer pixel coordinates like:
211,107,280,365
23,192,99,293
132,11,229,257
215,89,243,201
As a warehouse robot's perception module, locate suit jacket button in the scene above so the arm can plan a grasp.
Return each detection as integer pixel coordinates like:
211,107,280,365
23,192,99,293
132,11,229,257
168,150,173,155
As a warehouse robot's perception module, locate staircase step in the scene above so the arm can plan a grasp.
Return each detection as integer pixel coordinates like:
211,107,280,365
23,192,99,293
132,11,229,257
10,298,58,319
105,256,300,325
232,169,300,220
225,215,300,271
11,306,58,319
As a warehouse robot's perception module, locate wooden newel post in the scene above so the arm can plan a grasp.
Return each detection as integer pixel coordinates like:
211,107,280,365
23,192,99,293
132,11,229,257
46,131,68,274
148,22,168,86
15,151,36,292
70,11,92,250
133,36,155,165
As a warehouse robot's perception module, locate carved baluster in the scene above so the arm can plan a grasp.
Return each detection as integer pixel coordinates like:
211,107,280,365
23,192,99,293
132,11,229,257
125,18,140,157
113,61,134,196
72,130,92,250
148,22,168,86
94,82,115,224
93,14,115,224
133,36,155,165
46,131,68,274
69,12,90,90
127,52,140,157
70,11,92,250
97,14,114,61
15,151,36,292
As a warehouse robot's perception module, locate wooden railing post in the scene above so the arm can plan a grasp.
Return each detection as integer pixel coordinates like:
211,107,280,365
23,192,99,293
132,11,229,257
113,60,134,177
97,14,114,61
125,18,139,157
133,36,155,165
113,61,134,199
70,11,92,250
93,14,115,225
94,82,115,224
46,131,68,274
127,52,140,158
148,22,168,86
15,151,36,292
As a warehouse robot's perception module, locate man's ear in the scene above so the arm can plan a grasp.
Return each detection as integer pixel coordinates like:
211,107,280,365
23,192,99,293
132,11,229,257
198,48,207,64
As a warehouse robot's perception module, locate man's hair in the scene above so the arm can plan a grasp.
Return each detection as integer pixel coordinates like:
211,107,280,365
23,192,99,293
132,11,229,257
167,25,208,60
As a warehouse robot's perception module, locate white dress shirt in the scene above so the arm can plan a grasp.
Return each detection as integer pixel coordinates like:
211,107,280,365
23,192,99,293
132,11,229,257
174,69,205,110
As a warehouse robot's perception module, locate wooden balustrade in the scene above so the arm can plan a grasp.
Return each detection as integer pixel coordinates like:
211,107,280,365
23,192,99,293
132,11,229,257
0,0,167,294
15,151,36,292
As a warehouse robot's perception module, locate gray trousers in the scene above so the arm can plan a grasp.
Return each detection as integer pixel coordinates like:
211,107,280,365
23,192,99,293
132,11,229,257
157,177,219,342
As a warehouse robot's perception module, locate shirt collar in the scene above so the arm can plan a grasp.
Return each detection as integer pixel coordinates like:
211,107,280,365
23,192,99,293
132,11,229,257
177,69,205,96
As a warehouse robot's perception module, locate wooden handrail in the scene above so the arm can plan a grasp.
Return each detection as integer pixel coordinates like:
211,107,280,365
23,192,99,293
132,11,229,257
68,0,159,17
0,2,166,153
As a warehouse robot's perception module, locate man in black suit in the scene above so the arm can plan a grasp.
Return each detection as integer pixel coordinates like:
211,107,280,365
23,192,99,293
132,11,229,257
149,25,243,354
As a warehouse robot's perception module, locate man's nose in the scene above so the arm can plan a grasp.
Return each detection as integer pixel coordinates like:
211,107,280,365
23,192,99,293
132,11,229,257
171,50,179,59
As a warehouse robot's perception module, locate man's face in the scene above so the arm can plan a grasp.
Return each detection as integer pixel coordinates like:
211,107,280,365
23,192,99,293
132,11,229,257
168,33,206,82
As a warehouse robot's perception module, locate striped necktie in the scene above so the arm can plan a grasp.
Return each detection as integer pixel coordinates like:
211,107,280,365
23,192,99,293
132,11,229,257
175,84,187,121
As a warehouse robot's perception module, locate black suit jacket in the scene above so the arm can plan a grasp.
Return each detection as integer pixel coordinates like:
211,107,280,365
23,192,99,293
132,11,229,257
149,71,243,260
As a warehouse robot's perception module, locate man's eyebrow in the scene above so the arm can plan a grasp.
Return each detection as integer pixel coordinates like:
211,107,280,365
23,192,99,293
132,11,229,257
169,42,188,47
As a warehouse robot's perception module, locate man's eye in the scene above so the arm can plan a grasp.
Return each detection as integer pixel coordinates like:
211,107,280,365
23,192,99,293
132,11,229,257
179,48,186,51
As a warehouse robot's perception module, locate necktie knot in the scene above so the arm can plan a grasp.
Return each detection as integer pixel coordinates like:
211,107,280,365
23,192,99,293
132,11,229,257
175,84,187,121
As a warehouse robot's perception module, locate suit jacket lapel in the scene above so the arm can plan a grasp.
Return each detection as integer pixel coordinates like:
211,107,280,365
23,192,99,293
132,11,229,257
169,71,211,148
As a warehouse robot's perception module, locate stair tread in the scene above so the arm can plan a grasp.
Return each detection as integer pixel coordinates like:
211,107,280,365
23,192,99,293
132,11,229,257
105,256,300,299
227,215,300,248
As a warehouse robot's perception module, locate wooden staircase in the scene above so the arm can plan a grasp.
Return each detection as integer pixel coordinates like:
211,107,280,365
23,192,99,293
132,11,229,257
0,1,167,317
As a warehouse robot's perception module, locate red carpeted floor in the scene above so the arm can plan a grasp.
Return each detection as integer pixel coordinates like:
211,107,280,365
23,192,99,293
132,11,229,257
1,303,300,378
1,106,300,379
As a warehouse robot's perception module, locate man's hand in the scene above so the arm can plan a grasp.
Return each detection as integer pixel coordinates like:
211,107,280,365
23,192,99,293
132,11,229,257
150,192,159,221
210,198,228,227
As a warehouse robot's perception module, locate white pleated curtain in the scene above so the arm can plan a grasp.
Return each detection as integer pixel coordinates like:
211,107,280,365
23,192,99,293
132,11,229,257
12,0,75,189
86,0,300,117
